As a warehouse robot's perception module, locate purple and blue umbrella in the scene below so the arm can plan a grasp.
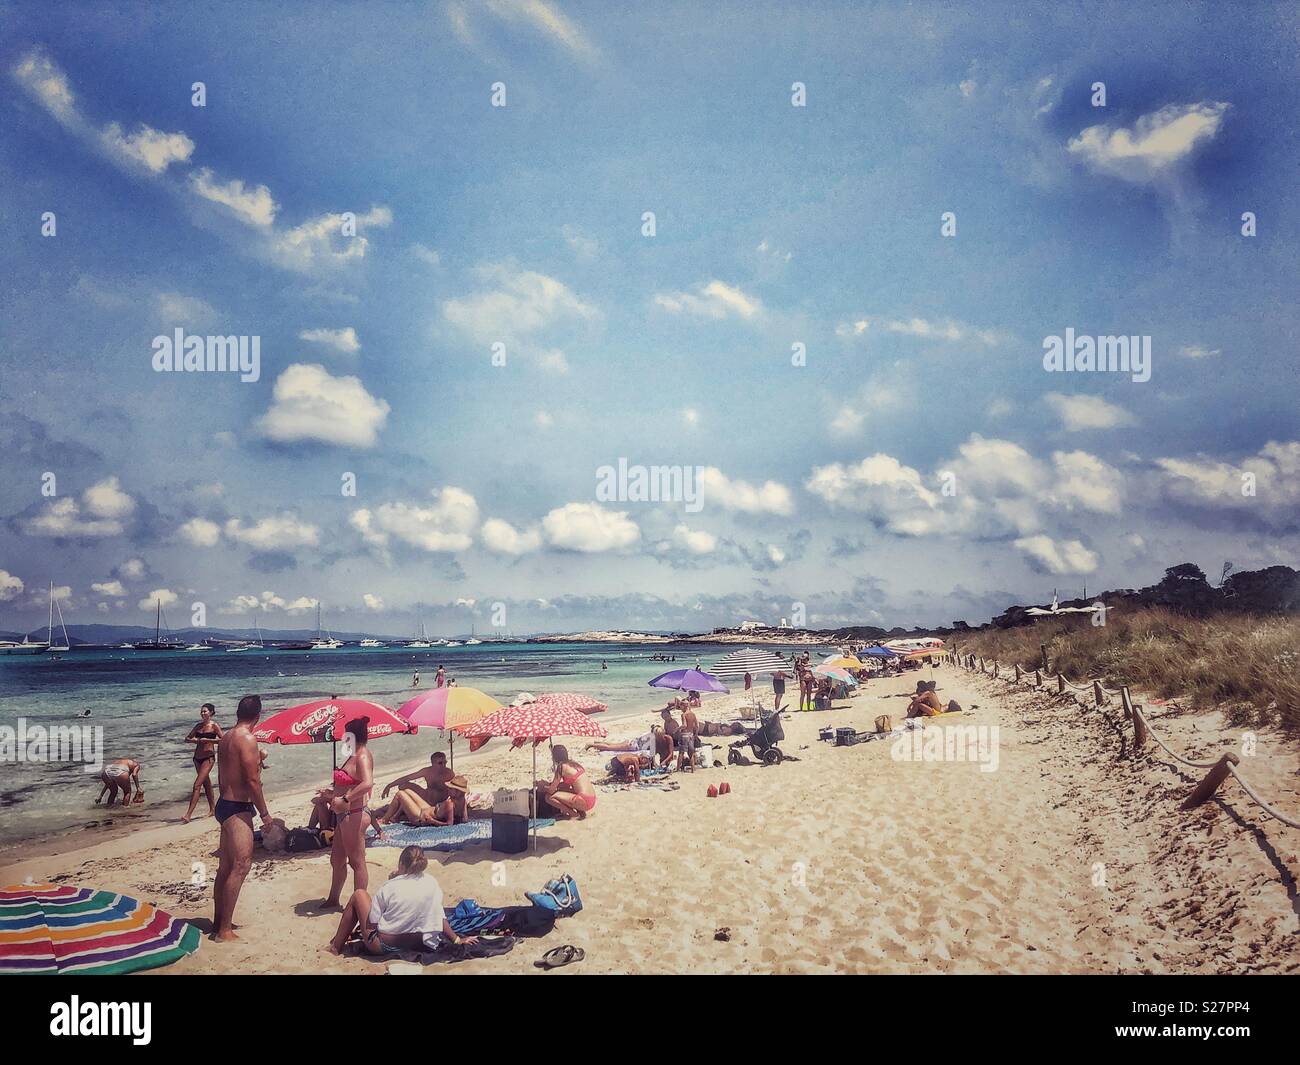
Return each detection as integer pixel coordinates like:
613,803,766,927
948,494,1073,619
648,668,729,694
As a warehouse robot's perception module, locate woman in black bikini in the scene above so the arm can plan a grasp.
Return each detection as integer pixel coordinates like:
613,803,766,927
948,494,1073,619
183,703,222,823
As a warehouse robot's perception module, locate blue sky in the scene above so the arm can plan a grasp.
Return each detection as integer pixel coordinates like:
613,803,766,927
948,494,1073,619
1,1,1297,636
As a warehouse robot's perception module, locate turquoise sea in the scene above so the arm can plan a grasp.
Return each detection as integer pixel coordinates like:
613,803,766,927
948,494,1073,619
0,640,793,851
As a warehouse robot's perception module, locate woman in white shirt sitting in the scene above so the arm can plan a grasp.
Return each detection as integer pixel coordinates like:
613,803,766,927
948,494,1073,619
328,845,477,955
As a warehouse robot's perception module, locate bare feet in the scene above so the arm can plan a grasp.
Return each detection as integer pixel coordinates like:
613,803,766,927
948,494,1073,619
211,929,240,942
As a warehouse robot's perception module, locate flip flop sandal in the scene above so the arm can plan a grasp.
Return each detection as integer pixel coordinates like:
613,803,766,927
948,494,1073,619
535,944,585,970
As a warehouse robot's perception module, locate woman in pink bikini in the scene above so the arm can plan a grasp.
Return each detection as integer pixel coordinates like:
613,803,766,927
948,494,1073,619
538,745,596,819
324,717,374,909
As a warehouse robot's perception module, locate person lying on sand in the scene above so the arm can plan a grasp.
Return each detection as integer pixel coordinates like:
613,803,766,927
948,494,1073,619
328,845,476,956
95,758,144,806
589,732,654,755
536,746,596,819
372,783,461,827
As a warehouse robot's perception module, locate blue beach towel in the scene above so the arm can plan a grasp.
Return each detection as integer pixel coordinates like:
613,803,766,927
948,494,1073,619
366,818,556,851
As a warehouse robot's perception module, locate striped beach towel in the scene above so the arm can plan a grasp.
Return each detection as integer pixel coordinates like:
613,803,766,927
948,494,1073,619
366,818,556,851
0,883,202,975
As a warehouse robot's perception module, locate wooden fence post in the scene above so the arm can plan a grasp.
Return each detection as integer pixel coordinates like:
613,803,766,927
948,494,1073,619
1119,685,1133,720
1182,754,1241,809
1040,644,1049,672
1057,673,1066,695
1093,680,1104,706
1034,669,1041,688
1014,664,1021,684
993,661,1000,678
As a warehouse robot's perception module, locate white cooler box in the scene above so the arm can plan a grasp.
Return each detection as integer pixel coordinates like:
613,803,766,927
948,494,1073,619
492,788,531,854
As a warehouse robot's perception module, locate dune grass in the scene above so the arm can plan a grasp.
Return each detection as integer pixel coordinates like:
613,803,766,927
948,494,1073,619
954,607,1300,739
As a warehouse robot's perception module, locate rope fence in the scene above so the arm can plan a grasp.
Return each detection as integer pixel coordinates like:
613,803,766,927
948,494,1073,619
941,647,1300,831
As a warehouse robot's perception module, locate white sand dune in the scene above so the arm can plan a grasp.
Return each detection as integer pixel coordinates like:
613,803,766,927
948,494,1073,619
3,666,1296,974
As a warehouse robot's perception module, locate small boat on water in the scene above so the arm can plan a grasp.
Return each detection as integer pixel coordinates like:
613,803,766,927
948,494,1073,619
310,603,343,650
359,638,384,648
0,637,48,656
183,642,215,652
227,616,266,652
134,598,185,651
405,616,433,648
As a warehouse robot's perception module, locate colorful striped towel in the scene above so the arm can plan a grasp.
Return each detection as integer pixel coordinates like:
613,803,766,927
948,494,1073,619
367,818,556,851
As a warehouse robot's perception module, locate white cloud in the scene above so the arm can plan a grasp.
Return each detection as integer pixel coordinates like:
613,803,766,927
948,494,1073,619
1014,535,1099,575
155,291,216,327
299,327,360,353
534,411,554,430
835,319,870,338
23,477,135,538
91,579,126,598
363,593,384,611
541,503,639,553
1180,344,1221,359
100,122,193,173
1068,102,1230,183
805,454,950,537
829,405,866,437
351,488,480,553
224,514,321,551
119,559,146,580
13,49,77,124
444,264,597,344
188,167,278,226
481,517,543,555
561,224,598,258
697,468,794,516
0,570,24,602
256,363,390,448
138,588,179,610
480,0,600,61
269,205,393,272
411,243,441,267
654,280,762,320
1155,441,1300,522
1049,450,1124,514
178,517,222,547
883,317,1001,345
959,79,977,99
671,524,717,555
537,349,570,374
1044,392,1135,431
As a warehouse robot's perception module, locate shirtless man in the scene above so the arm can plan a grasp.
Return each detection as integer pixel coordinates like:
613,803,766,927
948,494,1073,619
678,706,701,770
381,751,465,822
906,687,945,718
95,758,143,806
211,694,273,942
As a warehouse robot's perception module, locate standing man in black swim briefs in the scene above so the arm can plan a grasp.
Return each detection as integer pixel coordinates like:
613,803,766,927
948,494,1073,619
212,694,272,943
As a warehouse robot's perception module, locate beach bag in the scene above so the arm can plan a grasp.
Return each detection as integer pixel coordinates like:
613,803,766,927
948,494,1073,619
285,827,327,852
526,874,583,916
874,715,892,734
496,904,558,937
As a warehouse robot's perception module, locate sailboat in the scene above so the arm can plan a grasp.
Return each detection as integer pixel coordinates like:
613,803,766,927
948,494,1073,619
46,582,71,653
310,603,343,650
405,616,433,649
227,616,265,652
464,624,482,646
134,598,185,650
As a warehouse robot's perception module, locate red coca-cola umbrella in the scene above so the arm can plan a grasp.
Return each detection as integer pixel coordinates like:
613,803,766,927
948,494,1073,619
254,698,414,770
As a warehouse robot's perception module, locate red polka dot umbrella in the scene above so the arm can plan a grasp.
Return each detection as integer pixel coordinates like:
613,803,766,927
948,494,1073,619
457,703,607,850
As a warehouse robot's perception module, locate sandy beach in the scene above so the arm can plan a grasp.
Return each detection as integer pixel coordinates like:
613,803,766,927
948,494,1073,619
4,664,1296,975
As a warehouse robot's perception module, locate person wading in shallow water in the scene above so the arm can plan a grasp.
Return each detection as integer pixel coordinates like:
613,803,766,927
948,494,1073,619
183,703,222,822
212,695,272,942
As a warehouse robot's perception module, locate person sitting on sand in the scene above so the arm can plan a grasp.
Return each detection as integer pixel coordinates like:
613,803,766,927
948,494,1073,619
372,788,454,827
381,751,465,821
608,752,652,782
907,687,945,718
95,758,144,806
659,705,682,740
651,725,675,768
536,746,596,819
328,845,476,956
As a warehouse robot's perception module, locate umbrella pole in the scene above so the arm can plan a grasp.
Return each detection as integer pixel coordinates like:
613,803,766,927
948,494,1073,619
532,741,538,852
449,730,454,772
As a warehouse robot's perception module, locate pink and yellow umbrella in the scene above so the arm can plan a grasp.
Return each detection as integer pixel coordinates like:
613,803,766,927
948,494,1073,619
395,686,502,768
